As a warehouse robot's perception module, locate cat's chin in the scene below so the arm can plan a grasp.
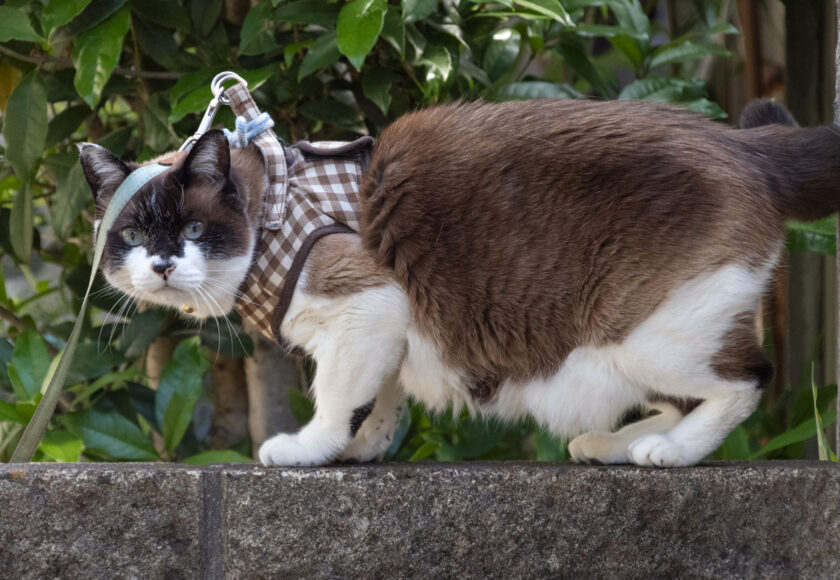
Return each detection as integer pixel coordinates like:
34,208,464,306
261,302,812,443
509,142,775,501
139,286,236,320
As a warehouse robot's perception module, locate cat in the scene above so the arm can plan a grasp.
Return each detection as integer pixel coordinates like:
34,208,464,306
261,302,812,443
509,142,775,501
79,98,840,467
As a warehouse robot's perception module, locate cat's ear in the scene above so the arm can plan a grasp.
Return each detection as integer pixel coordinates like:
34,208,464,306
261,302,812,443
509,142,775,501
78,143,131,202
182,130,230,187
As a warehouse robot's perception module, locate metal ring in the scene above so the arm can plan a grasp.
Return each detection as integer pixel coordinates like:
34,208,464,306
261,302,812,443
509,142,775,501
211,71,248,100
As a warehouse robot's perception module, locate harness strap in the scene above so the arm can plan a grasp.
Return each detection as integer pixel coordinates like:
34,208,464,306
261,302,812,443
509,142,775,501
222,82,289,230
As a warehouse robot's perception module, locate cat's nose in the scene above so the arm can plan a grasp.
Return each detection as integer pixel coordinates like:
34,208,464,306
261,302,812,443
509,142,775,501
151,261,176,278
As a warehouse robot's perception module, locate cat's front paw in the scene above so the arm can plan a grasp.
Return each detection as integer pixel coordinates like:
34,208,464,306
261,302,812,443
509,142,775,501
258,433,335,467
627,434,689,467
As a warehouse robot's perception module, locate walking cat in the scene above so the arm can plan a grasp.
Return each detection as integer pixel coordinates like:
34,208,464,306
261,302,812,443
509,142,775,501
79,99,839,467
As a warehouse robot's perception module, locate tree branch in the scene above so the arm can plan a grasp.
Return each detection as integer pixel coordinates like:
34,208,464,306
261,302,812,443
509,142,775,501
0,46,182,80
0,305,25,329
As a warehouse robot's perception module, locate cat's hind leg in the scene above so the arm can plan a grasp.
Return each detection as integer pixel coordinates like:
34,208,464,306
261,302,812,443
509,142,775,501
337,373,406,463
619,264,772,467
258,283,410,467
568,401,683,464
624,310,769,466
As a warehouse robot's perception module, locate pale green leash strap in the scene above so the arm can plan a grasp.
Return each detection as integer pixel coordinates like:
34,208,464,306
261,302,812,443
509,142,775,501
10,163,170,462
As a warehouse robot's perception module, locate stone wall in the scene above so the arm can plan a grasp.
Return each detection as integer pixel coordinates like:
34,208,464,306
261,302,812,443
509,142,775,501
1,462,838,578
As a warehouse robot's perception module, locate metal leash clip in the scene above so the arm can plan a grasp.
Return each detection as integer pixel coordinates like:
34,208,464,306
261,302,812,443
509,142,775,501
177,71,249,152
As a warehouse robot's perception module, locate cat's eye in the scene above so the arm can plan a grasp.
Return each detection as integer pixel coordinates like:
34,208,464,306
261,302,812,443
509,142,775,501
121,227,145,247
183,221,204,240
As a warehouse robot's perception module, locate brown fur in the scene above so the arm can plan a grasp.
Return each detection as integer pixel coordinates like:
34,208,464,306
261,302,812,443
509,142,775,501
360,100,840,401
305,234,393,297
712,312,774,389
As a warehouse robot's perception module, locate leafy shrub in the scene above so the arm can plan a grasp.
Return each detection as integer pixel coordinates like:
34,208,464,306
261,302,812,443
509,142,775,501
0,0,833,462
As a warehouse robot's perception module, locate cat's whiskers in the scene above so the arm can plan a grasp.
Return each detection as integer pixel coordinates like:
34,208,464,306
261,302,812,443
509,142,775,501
200,278,256,306
190,287,223,361
104,292,136,349
197,285,248,356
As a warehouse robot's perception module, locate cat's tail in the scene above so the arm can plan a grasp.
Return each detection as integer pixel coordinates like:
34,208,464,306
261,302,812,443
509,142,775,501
737,99,840,221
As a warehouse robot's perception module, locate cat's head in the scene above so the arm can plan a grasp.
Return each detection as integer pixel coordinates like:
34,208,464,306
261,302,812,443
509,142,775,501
79,130,267,319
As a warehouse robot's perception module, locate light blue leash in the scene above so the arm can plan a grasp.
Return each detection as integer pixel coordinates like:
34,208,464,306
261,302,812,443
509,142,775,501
10,163,169,462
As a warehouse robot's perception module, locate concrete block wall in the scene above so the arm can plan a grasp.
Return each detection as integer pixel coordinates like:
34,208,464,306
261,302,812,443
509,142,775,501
1,462,838,578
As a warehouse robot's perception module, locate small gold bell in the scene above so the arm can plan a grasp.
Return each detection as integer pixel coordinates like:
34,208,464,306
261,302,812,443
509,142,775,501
182,304,195,314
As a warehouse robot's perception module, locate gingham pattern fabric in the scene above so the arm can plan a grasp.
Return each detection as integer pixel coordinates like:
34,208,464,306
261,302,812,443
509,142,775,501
222,83,371,340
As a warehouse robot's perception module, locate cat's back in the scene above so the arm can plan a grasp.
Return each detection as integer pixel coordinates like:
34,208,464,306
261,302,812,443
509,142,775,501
359,99,781,393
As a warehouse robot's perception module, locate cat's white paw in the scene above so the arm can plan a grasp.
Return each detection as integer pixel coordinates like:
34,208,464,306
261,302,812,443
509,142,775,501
627,433,689,467
569,432,628,465
258,433,335,467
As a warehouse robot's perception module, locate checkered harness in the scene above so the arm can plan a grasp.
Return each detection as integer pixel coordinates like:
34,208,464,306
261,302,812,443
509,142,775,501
223,83,372,342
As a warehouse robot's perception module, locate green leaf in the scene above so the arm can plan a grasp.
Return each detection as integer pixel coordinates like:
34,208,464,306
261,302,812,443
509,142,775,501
41,0,93,36
606,0,649,36
419,43,452,81
298,99,362,128
483,28,521,82
120,309,168,358
169,67,273,122
402,0,437,23
298,31,341,81
486,81,580,101
287,388,314,425
618,77,701,100
409,441,438,461
70,368,145,406
381,7,405,55
142,93,177,152
38,430,84,462
4,72,48,179
557,38,614,97
239,2,279,55
155,338,209,454
52,0,127,43
182,449,252,464
274,0,341,26
131,12,182,70
9,185,33,263
52,163,91,240
0,401,27,424
0,6,43,42
362,68,393,114
649,41,731,69
7,330,51,402
811,372,835,462
170,67,225,104
65,342,124,385
682,98,727,120
749,410,837,459
46,105,92,148
609,34,645,70
65,409,160,461
337,0,388,70
705,22,740,36
714,424,751,460
786,217,836,255
574,24,645,39
190,0,222,37
71,7,132,108
129,0,190,30
514,0,572,24
533,428,567,461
